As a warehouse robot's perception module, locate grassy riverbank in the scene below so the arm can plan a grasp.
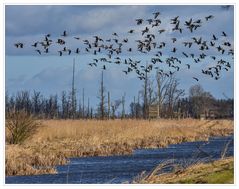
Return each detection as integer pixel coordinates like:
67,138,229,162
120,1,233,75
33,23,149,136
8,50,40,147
5,119,233,176
134,157,234,184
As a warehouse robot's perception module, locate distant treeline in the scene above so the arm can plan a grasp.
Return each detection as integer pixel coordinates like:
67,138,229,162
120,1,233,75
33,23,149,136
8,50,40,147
5,85,233,120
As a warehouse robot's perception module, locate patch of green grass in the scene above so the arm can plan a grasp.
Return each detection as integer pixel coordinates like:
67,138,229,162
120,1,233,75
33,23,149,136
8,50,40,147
205,169,234,184
180,168,234,184
176,159,234,184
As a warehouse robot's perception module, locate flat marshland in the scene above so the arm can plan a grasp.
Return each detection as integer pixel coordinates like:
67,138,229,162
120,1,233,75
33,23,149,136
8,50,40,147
6,119,233,176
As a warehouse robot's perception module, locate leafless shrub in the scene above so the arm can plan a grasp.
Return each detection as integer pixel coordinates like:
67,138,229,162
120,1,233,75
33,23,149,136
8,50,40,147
6,110,41,144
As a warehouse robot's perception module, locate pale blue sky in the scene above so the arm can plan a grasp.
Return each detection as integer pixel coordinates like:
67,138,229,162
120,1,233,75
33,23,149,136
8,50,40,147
5,5,234,110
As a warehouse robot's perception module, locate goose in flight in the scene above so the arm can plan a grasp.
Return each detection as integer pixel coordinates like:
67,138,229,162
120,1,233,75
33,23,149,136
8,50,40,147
153,12,160,19
35,49,41,55
158,29,166,34
14,43,23,48
210,41,215,46
61,30,67,37
185,18,192,26
222,31,227,37
171,16,179,23
44,48,49,53
171,38,177,43
205,15,214,21
56,38,66,45
212,34,218,41
58,51,63,56
75,48,80,54
31,42,38,47
68,49,71,55
123,70,128,75
211,56,216,60
193,77,199,81
136,19,143,25
146,19,153,24
194,19,202,24
182,52,188,58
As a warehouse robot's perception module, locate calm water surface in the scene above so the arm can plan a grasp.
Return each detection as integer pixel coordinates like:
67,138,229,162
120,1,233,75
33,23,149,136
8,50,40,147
6,135,233,184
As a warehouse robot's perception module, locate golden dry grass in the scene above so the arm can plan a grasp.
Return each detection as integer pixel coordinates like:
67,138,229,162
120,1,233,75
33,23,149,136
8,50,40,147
5,119,233,176
5,144,61,176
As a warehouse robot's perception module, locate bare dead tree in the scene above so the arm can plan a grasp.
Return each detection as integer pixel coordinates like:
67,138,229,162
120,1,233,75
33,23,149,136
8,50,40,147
189,84,214,118
147,78,157,106
15,91,31,114
156,72,170,118
32,91,42,116
111,99,121,119
48,94,58,119
165,75,185,118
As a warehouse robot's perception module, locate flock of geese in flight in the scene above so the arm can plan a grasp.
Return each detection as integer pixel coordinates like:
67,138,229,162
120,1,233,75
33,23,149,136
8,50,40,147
14,11,233,82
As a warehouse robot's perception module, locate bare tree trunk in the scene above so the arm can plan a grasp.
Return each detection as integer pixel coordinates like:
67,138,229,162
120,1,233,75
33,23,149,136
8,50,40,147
157,73,160,119
82,88,85,119
133,96,136,119
78,98,82,118
144,67,148,119
137,91,140,119
112,105,115,119
71,59,76,119
121,93,125,119
108,91,110,119
90,107,93,119
100,71,105,120
87,97,90,119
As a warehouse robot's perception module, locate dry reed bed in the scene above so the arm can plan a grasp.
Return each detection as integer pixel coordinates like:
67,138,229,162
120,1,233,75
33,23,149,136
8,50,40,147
6,119,233,176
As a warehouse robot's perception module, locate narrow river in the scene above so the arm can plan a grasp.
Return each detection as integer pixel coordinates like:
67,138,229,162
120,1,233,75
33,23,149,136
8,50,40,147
6,135,233,184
